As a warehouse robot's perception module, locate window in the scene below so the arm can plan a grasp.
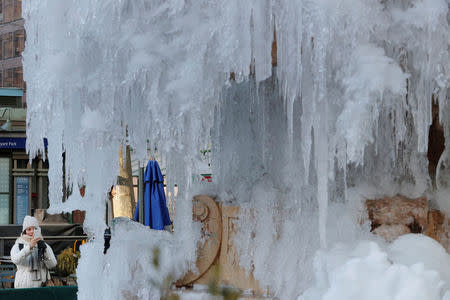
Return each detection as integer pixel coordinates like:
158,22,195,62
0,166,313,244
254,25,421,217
0,157,10,224
3,68,13,87
14,30,24,57
0,0,3,23
2,32,13,59
0,96,19,107
12,67,22,88
2,0,20,23
40,176,49,209
13,0,20,21
2,0,12,23
12,157,49,223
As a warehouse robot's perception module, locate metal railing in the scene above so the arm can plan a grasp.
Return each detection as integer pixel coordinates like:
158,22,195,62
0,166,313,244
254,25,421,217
0,235,87,257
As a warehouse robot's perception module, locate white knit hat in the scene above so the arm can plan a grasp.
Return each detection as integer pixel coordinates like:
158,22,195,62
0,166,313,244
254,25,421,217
22,215,39,232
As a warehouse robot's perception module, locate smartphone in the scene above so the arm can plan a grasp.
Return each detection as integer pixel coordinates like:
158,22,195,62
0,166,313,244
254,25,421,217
33,227,42,239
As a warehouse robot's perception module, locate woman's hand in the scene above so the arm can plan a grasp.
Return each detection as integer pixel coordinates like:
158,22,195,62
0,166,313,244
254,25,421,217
29,237,42,250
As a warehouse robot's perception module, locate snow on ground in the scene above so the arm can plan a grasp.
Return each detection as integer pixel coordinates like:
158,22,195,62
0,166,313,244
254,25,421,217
300,234,450,300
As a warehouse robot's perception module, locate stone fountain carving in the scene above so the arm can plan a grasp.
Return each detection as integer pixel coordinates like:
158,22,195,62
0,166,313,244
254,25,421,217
177,195,265,297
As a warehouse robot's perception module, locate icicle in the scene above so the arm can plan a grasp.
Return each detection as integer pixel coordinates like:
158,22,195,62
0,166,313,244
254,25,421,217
23,0,450,298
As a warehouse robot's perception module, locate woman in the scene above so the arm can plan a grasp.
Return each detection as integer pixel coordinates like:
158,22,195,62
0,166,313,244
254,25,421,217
10,215,57,288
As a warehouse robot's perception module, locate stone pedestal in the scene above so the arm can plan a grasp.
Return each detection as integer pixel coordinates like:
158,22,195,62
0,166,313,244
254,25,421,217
366,195,428,233
425,209,450,252
366,195,450,252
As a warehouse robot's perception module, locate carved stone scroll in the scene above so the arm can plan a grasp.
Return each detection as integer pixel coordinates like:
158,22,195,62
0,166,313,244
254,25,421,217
177,195,222,286
176,196,266,297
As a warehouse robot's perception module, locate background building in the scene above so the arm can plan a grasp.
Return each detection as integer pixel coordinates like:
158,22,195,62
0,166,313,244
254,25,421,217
0,0,49,225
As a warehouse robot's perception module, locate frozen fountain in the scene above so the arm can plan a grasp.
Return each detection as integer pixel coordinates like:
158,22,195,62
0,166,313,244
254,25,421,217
22,0,449,299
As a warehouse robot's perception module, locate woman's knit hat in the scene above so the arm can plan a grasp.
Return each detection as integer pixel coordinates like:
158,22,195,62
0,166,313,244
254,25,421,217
22,215,39,232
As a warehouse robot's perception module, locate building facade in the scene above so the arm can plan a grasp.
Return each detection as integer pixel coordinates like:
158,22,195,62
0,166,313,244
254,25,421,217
0,0,49,225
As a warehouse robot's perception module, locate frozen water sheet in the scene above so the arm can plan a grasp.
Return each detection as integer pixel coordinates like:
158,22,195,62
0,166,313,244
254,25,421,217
22,0,449,299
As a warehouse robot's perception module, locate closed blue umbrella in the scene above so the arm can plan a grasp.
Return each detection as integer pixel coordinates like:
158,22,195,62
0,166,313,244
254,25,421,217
134,160,171,230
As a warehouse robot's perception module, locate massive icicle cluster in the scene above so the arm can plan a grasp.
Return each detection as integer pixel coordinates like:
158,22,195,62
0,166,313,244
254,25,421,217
23,0,448,299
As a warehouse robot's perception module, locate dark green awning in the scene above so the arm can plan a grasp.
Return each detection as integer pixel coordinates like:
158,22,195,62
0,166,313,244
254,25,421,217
0,286,78,300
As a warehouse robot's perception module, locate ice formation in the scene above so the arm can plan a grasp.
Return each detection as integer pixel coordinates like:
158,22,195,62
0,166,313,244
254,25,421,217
300,235,450,300
22,0,449,299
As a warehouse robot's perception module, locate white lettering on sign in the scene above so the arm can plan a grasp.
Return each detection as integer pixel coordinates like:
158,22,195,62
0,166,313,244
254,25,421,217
0,139,26,148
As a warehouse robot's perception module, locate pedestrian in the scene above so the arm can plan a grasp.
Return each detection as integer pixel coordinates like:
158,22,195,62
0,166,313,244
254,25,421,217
10,215,57,288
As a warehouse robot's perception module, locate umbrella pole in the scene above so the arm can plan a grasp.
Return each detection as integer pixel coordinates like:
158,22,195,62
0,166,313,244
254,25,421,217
138,165,145,224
